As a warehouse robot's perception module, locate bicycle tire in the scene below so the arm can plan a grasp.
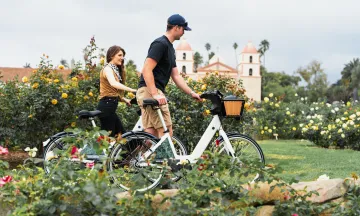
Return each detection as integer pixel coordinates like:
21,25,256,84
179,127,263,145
216,133,265,183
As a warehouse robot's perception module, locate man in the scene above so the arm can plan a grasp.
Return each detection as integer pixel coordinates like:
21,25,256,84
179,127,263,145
137,14,202,138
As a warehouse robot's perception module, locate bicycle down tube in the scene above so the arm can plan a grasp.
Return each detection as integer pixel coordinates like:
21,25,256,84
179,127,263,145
141,112,235,164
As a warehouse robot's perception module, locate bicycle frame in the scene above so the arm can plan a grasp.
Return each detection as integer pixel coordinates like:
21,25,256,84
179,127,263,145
139,109,236,166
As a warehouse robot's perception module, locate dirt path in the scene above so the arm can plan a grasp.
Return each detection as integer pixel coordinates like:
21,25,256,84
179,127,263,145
0,151,29,169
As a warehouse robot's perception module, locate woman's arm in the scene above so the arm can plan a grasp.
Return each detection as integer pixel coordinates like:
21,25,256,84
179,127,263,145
104,67,136,92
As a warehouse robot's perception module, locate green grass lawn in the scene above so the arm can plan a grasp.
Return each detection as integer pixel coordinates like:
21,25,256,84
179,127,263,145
258,140,360,182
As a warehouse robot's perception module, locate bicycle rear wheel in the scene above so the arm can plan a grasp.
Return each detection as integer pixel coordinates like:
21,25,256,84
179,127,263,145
215,133,265,184
107,133,163,192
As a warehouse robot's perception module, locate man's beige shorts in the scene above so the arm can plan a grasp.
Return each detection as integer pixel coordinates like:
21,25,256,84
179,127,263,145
136,87,172,130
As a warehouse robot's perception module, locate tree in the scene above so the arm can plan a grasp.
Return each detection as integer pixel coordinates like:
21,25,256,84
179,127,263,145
193,52,203,72
23,63,31,68
341,58,360,101
233,42,238,66
296,60,328,102
350,64,360,101
261,66,302,102
258,40,270,67
209,52,215,60
125,59,139,89
205,43,211,61
60,59,69,68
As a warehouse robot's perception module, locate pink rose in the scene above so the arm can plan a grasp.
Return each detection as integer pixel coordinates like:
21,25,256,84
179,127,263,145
291,214,299,216
0,175,13,187
0,146,9,155
86,162,95,169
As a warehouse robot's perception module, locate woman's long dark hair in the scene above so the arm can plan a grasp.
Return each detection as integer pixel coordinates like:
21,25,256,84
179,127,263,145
106,45,126,84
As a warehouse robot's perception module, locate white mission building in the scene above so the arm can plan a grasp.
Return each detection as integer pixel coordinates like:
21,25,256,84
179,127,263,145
175,38,262,101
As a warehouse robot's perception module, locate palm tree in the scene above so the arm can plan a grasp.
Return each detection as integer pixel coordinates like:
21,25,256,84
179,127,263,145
23,63,31,68
258,40,270,67
193,51,203,72
205,43,211,62
60,59,69,68
233,42,238,66
341,58,360,100
209,52,215,60
350,64,360,101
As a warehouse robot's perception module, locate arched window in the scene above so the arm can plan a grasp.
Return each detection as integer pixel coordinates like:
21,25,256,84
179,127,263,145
249,68,253,76
183,53,186,60
182,65,186,73
249,56,253,63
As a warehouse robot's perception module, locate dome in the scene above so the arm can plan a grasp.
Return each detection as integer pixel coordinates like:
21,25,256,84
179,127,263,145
176,38,192,51
242,41,258,53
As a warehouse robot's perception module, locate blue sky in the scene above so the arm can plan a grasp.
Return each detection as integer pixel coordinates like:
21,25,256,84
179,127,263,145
1,0,359,84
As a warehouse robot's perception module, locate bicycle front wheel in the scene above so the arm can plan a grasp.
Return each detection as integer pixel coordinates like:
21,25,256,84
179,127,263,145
216,133,265,184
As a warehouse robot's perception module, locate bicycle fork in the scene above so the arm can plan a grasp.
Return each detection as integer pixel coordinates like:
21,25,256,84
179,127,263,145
218,128,236,158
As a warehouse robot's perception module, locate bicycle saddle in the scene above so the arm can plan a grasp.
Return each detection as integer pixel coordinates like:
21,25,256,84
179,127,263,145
78,110,102,119
142,99,159,107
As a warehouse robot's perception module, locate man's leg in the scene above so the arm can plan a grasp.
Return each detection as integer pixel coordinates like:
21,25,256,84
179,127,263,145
156,125,173,138
145,127,158,137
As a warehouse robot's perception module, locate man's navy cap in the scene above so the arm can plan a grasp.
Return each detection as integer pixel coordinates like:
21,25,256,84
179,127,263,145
167,14,191,31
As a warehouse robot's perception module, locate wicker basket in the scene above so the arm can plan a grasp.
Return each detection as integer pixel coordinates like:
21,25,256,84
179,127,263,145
223,97,245,117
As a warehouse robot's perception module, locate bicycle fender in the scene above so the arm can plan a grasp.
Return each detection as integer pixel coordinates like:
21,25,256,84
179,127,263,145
43,131,74,147
121,131,160,141
215,132,239,143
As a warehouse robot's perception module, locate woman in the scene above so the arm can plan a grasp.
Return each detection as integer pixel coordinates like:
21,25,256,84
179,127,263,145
97,45,136,138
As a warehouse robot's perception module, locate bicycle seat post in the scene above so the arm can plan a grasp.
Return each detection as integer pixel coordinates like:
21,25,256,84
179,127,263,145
156,109,168,133
89,117,96,128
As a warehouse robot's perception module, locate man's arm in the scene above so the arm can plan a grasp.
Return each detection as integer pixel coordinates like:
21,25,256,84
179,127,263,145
142,58,158,96
171,67,202,101
142,58,167,104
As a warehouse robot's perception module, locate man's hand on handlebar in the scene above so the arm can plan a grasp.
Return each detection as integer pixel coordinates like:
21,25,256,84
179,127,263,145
153,94,167,105
190,91,203,102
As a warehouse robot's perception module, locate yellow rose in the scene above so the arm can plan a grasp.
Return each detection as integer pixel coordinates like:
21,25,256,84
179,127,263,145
61,93,68,99
22,76,29,83
346,101,351,107
84,96,89,100
32,70,37,74
264,97,269,103
269,93,274,98
58,65,64,70
28,114,33,118
292,127,297,131
127,92,135,99
71,122,76,127
71,77,78,82
32,83,39,89
88,92,93,97
261,130,264,134
205,110,211,115
53,79,60,83
51,99,58,105
201,84,207,91
100,57,105,65
268,129,272,133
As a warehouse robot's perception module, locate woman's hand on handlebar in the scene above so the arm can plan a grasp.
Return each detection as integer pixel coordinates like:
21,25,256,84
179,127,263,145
123,98,132,106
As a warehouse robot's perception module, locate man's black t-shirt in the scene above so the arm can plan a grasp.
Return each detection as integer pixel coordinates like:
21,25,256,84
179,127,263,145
138,35,177,93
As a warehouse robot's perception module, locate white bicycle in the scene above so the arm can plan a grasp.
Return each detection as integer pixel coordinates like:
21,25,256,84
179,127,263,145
42,98,187,176
108,90,265,192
